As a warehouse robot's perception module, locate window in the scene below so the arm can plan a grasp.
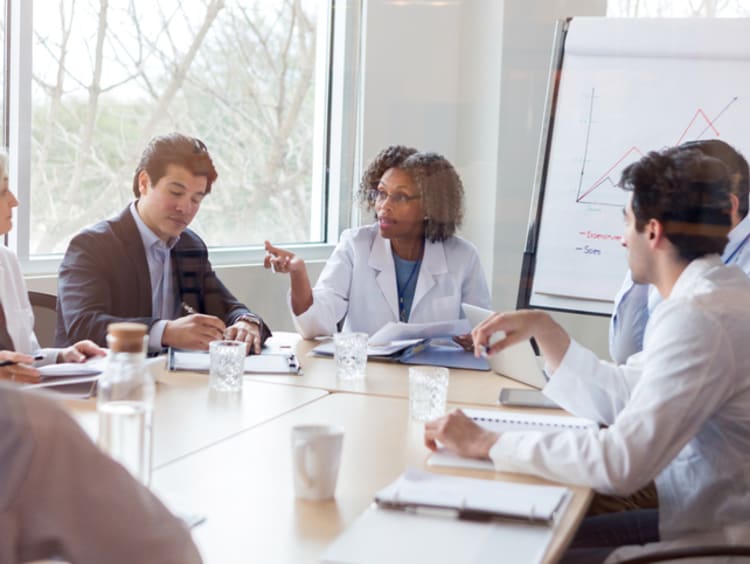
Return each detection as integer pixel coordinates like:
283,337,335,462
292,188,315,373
7,0,360,272
607,0,750,17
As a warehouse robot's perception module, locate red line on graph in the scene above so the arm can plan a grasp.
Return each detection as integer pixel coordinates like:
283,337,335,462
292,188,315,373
577,146,644,202
675,109,720,145
579,106,723,204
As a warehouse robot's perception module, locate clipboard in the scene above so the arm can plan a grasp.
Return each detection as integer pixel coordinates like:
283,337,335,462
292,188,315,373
167,348,302,375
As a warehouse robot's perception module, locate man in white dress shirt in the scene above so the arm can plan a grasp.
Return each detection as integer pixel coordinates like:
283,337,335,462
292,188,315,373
0,383,202,564
425,146,750,562
609,139,750,363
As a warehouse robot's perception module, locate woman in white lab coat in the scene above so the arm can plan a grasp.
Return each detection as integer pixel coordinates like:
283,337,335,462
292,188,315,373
264,146,491,338
0,154,103,383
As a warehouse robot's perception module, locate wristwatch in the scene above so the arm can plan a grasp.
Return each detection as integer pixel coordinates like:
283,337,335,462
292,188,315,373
236,313,263,331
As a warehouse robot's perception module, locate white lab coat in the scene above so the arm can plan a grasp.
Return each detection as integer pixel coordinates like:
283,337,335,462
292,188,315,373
490,256,750,540
0,246,57,365
292,224,492,338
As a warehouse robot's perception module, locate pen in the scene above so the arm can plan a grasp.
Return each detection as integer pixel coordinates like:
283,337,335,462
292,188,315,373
266,251,277,273
0,354,45,367
181,301,197,315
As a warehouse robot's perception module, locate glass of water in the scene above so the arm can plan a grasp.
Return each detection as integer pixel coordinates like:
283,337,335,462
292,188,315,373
209,340,246,392
333,332,368,380
408,366,449,421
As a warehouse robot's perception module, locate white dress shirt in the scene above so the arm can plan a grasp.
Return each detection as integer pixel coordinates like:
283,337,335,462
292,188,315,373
491,256,750,540
130,202,179,352
609,214,750,363
0,246,58,365
292,223,492,338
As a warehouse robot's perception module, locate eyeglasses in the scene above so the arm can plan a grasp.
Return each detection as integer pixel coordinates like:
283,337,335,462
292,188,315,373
193,137,207,153
371,189,421,206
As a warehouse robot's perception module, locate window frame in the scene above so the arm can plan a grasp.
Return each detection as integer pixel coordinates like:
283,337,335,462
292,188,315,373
7,0,362,275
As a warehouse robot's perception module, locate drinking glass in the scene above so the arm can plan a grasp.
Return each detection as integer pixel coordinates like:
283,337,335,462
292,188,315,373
408,366,449,421
209,340,245,392
333,332,367,380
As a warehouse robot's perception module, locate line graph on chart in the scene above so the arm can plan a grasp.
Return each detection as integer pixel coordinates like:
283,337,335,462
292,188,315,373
574,89,739,207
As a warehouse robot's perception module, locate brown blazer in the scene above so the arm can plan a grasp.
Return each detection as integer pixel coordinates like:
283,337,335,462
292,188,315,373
55,206,270,348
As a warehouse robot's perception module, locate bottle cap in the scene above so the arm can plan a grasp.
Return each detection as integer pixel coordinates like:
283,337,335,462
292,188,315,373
107,322,148,353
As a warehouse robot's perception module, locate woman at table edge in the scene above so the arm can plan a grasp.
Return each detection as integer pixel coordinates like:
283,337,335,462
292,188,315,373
0,152,104,383
264,145,491,338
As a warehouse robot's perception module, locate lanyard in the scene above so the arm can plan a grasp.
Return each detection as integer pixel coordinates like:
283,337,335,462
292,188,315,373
724,231,750,265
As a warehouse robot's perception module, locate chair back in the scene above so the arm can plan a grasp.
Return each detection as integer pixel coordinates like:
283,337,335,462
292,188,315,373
28,291,57,348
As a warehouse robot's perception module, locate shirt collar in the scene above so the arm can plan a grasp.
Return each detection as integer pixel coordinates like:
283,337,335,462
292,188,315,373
723,214,750,259
668,254,723,301
129,201,179,251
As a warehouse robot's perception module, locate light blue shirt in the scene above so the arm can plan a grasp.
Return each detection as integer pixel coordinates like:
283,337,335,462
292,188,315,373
609,214,750,363
129,202,180,352
393,252,421,322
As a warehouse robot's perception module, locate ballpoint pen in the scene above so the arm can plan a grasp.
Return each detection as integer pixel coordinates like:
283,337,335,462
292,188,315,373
181,302,197,315
0,354,45,367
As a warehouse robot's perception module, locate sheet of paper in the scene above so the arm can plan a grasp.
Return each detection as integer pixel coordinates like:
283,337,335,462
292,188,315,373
39,362,103,379
368,319,471,346
311,338,424,358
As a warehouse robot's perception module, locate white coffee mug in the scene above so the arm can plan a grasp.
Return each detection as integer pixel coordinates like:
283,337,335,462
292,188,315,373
291,425,344,500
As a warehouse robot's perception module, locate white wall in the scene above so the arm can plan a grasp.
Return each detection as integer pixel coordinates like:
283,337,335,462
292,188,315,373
28,0,615,355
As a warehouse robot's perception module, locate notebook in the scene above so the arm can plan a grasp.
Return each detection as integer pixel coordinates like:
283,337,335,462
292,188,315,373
461,303,548,388
428,408,598,471
167,348,301,374
374,468,569,524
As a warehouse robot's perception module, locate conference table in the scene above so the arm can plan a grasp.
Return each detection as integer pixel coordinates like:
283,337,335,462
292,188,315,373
63,332,592,564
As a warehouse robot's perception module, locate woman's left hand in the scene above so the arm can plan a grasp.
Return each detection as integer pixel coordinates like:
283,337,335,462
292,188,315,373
452,333,473,351
58,340,107,363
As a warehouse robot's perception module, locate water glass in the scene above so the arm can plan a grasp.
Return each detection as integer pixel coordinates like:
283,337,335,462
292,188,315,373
209,340,246,392
408,366,449,421
333,332,367,380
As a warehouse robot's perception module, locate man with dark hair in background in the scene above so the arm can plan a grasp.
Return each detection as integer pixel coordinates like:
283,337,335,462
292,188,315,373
609,139,750,363
56,133,270,353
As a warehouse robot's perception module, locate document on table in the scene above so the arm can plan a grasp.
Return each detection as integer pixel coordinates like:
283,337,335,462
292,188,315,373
428,408,598,470
168,348,301,374
375,468,569,524
321,469,562,564
368,319,472,346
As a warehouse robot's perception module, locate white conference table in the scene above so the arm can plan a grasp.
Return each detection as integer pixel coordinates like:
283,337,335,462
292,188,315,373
60,337,591,563
151,392,591,564
67,367,328,467
249,332,534,406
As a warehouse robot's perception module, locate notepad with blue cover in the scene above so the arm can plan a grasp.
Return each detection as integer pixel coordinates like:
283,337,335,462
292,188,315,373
311,338,490,371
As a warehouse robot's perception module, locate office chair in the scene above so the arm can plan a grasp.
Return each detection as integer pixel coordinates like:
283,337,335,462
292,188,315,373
28,291,57,348
616,545,750,563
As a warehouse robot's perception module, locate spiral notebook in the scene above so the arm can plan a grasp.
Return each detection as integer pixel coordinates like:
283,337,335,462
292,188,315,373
428,408,597,471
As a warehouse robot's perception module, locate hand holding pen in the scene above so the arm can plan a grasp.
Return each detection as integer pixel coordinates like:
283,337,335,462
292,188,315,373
0,351,43,383
161,303,226,351
263,241,304,275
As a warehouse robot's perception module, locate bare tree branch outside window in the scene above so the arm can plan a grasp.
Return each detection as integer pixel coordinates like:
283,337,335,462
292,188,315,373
30,0,323,254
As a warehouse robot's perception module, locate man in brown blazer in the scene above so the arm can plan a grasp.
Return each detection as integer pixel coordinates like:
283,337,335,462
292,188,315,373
56,133,270,354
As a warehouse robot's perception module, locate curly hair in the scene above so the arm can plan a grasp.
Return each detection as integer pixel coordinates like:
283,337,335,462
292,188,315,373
132,133,218,198
358,146,464,242
619,147,732,262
